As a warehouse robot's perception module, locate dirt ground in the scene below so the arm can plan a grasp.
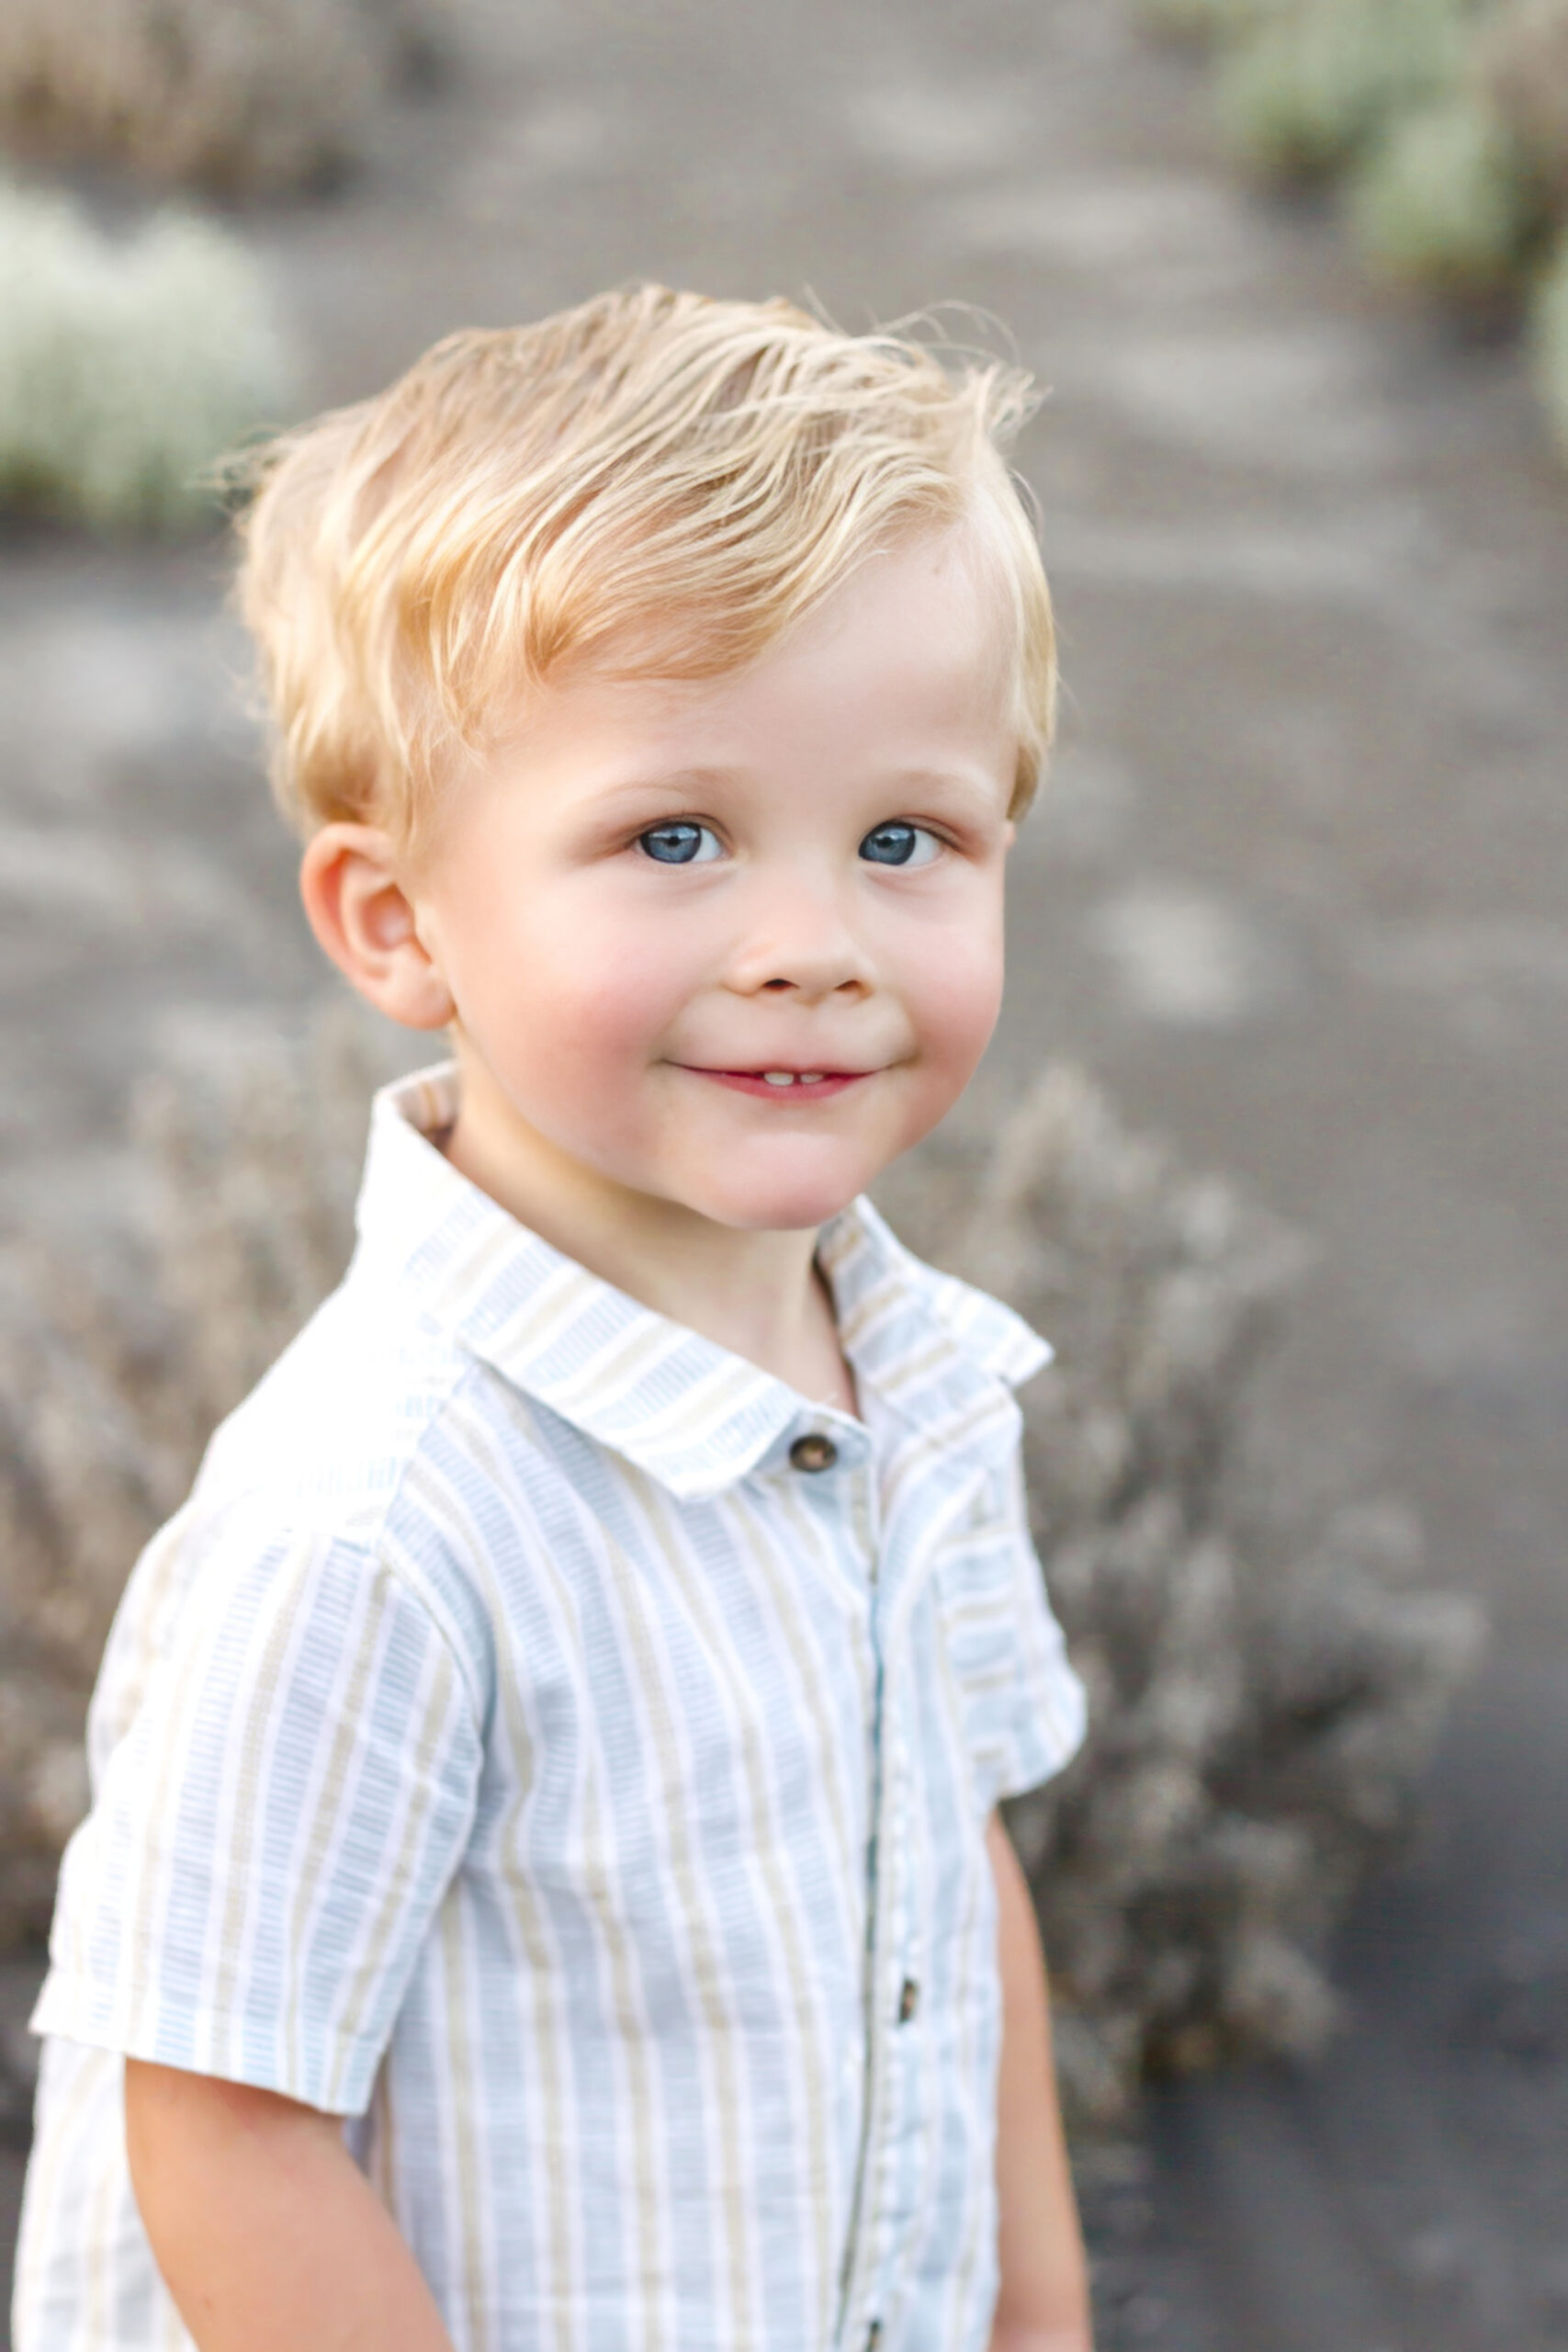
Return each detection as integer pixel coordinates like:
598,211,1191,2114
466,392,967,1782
3,1,1568,2345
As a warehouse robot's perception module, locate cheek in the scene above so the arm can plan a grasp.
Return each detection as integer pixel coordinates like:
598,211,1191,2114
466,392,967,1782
454,884,703,1094
898,899,1008,1085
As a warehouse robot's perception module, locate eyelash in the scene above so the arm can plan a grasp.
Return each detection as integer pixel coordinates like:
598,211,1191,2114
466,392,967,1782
634,821,945,868
859,822,941,870
637,821,723,866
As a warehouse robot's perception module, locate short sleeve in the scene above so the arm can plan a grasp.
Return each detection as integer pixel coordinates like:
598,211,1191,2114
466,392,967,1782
996,1448,1086,1801
936,1446,1086,1810
32,1517,482,2117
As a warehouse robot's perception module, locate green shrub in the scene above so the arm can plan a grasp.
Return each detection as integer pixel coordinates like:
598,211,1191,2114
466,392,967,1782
1349,95,1537,296
0,180,292,530
1133,0,1568,462
1218,0,1468,180
1531,229,1568,445
1132,0,1269,40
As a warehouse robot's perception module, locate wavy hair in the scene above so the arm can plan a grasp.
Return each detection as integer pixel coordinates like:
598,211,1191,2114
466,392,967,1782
232,285,1055,851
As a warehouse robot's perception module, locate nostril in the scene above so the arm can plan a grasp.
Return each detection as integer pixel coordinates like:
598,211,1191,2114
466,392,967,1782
762,978,792,991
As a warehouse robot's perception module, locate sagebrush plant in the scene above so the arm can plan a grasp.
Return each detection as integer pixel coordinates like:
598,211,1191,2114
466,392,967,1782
1480,0,1568,208
1216,0,1469,179
0,1011,378,1929
0,179,292,530
919,1068,1483,2120
1133,0,1568,459
0,1017,1483,2120
1134,0,1270,38
0,0,454,198
1348,95,1538,296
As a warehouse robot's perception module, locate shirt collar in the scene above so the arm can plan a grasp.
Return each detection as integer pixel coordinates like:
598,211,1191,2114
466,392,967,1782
352,1062,1051,1501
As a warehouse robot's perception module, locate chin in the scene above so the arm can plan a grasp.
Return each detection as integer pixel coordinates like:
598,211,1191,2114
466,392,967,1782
683,1155,873,1235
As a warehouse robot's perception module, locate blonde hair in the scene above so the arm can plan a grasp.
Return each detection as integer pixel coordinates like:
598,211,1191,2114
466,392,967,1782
233,285,1055,851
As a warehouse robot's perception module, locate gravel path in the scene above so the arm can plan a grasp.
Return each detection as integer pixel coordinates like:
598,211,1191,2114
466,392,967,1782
4,3,1567,2344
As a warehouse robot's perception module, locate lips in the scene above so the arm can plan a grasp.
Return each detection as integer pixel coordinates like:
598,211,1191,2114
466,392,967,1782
681,1066,872,1101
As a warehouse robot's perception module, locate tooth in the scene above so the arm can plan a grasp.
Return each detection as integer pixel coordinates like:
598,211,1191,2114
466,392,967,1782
799,1073,825,1085
763,1071,794,1086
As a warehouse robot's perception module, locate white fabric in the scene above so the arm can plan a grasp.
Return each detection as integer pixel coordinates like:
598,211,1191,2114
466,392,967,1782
17,1063,1085,2352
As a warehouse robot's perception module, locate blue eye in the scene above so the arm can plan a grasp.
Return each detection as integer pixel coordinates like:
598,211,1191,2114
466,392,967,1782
638,822,722,865
860,822,939,868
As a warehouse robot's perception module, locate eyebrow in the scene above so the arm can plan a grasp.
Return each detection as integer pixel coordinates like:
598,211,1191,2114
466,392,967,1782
583,768,738,807
581,763,1004,809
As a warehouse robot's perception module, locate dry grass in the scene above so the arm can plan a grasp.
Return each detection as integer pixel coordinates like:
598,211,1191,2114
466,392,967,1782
1532,228,1568,446
943,1068,1483,2122
0,0,456,198
1481,0,1568,205
0,1027,1483,2121
0,1006,379,1932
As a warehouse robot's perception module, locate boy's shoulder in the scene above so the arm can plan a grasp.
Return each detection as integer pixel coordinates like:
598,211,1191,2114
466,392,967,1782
194,1254,490,1544
84,1261,505,1781
191,1061,558,1549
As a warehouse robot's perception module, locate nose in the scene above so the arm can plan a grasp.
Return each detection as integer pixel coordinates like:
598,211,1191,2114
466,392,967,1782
726,869,874,1004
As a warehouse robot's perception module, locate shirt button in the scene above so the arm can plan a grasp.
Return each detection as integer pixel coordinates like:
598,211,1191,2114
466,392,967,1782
789,1432,838,1474
897,1978,919,2024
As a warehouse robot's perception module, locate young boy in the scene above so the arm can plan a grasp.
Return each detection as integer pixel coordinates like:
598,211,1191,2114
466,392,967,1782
16,287,1091,2352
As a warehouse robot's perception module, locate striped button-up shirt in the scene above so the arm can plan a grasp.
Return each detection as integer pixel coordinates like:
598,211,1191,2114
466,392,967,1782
17,1065,1085,2352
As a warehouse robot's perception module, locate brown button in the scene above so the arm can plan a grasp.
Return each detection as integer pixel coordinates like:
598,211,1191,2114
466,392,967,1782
789,1432,838,1474
897,1978,919,2024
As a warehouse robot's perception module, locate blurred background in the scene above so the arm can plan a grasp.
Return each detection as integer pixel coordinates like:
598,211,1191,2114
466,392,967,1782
1,1,1566,2346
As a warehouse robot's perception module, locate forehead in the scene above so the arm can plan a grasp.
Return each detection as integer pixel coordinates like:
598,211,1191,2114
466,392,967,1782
493,529,1020,781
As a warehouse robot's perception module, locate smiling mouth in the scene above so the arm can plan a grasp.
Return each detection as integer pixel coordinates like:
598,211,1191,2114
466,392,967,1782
681,1066,873,1099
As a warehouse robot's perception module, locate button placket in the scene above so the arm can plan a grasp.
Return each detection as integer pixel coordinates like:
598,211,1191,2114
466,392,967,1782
845,1469,980,2349
842,1431,985,2350
863,1724,915,2342
838,1583,899,2348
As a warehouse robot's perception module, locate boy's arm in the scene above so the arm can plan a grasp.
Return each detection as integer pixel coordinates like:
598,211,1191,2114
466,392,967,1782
987,1811,1095,2352
124,2059,457,2352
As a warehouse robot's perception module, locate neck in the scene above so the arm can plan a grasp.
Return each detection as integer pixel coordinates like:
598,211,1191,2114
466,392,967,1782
440,1040,855,1409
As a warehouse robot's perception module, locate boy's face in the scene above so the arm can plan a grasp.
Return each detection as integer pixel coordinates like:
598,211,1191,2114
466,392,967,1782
405,528,1020,1235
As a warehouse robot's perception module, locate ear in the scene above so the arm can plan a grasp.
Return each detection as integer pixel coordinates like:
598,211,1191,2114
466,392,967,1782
299,823,456,1032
